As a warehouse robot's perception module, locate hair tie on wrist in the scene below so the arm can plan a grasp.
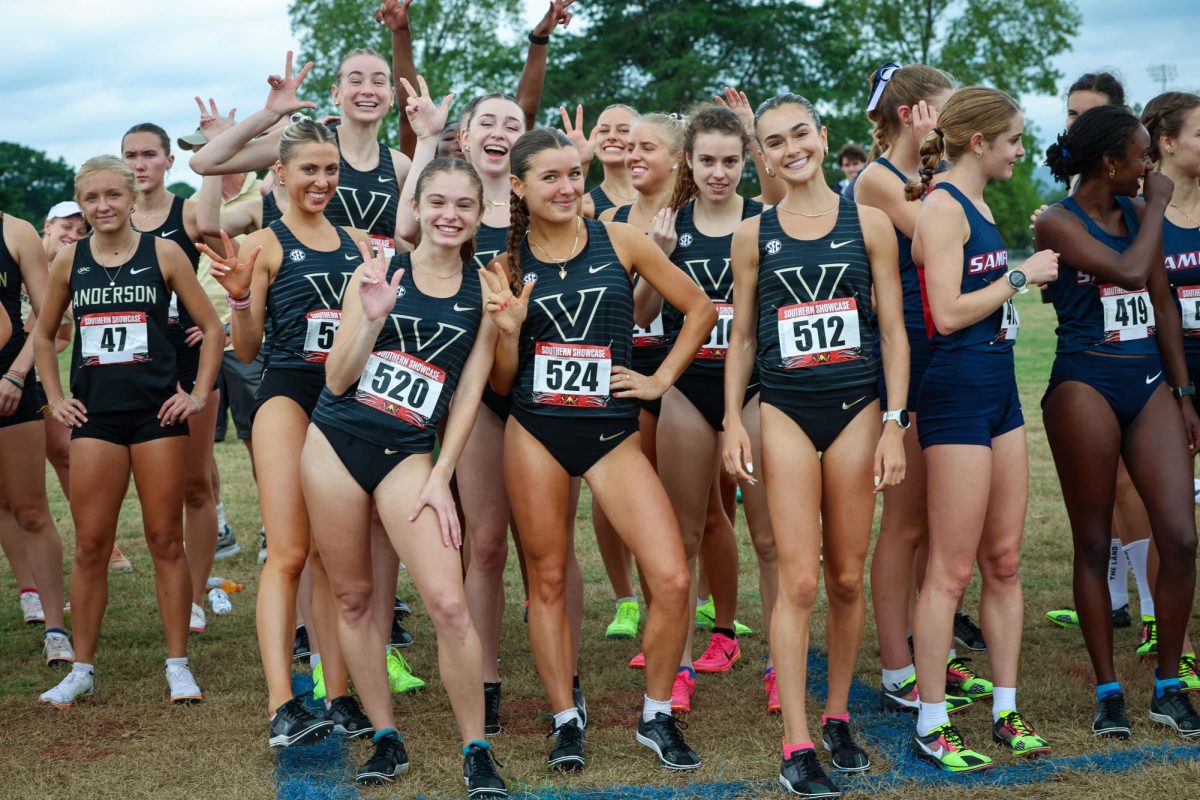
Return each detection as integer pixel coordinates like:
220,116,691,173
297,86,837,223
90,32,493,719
2,374,25,390
188,393,203,412
528,32,550,45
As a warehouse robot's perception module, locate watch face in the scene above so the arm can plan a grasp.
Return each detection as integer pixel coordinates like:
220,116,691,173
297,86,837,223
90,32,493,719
1008,270,1027,289
898,409,911,428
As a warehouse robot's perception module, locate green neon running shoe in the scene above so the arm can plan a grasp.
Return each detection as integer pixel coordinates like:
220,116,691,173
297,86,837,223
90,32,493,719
1045,608,1079,628
992,711,1051,758
946,657,993,699
387,647,426,694
312,661,325,701
1179,653,1200,694
694,597,753,635
1137,616,1158,657
605,599,640,639
911,722,993,773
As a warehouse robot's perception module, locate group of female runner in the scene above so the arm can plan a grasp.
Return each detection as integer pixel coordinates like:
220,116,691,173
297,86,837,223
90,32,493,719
5,1,1200,795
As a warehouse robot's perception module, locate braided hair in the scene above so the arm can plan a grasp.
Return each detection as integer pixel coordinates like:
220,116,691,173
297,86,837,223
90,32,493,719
1045,105,1141,186
865,64,954,161
505,128,575,294
904,86,1019,201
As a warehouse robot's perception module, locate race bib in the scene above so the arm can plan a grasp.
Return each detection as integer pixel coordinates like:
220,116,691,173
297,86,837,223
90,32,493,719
168,293,179,323
303,309,342,362
997,298,1020,342
80,312,149,366
632,311,666,347
1178,286,1200,337
776,298,861,369
369,235,397,261
696,302,733,360
1100,284,1154,342
355,350,444,428
532,342,612,407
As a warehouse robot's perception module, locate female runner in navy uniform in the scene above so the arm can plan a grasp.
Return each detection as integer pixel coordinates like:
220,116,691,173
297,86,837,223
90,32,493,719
300,159,506,795
723,93,907,796
1037,104,1200,738
490,127,714,772
908,87,1058,772
34,156,223,707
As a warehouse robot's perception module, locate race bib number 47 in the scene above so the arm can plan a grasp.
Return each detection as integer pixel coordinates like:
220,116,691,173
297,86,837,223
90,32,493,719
355,350,444,428
80,312,150,366
533,342,612,407
777,298,861,369
1100,284,1154,342
303,310,342,362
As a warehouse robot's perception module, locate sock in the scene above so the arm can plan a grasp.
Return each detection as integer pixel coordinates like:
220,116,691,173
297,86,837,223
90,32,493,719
373,727,400,742
916,700,949,736
216,501,228,529
572,674,580,690
677,665,696,680
712,626,736,640
698,595,711,605
615,595,636,608
782,740,815,758
992,686,1016,722
1096,681,1121,701
165,656,189,669
822,713,850,725
19,587,38,596
45,627,68,638
641,694,672,722
882,664,916,692
948,647,957,660
484,681,501,690
72,661,94,676
1124,539,1154,617
462,739,490,755
1107,539,1130,609
553,707,582,729
310,653,321,670
1156,676,1181,698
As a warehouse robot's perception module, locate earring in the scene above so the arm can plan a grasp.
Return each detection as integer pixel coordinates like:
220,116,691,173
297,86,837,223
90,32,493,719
824,144,829,155
975,151,982,160
413,213,420,222
1168,147,1176,156
765,167,776,177
1108,168,1116,179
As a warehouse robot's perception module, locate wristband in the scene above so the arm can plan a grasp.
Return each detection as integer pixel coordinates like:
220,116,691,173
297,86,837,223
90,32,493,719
528,31,550,45
189,393,204,412
1172,384,1196,399
2,374,25,390
227,292,252,310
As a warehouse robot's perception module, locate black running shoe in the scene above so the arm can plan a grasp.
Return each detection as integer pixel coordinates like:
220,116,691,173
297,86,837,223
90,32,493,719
635,712,701,771
778,748,841,798
546,718,585,772
953,610,987,652
356,733,410,785
292,625,311,663
484,682,502,736
1111,603,1132,628
1149,685,1200,737
328,695,374,738
463,742,507,798
1092,692,1131,739
821,719,869,772
390,614,414,649
268,697,334,748
394,596,411,617
573,685,588,730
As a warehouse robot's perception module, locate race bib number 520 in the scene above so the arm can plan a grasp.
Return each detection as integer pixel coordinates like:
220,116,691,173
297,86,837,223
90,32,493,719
355,350,444,428
80,312,150,366
533,342,612,407
776,298,861,369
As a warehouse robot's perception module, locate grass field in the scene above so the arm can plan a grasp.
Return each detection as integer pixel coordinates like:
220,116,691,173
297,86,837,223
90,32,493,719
3,291,1200,800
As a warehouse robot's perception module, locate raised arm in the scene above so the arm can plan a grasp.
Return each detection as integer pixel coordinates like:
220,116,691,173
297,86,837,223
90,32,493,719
395,76,454,244
715,87,783,205
516,0,574,130
377,0,420,157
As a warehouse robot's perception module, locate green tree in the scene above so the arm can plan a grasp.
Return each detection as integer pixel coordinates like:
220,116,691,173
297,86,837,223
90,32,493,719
168,181,196,199
0,142,76,226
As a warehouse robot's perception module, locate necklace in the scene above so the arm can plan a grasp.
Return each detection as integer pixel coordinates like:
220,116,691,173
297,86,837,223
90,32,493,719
601,182,636,205
777,199,839,218
1170,201,1199,227
485,199,509,209
414,263,460,280
529,217,582,280
95,237,138,286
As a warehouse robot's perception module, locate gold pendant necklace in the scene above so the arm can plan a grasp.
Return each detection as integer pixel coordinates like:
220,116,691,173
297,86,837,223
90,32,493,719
777,199,839,218
529,217,582,280
1170,201,1199,226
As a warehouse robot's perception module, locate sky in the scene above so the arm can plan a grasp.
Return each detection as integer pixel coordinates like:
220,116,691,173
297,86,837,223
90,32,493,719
1,1,1197,195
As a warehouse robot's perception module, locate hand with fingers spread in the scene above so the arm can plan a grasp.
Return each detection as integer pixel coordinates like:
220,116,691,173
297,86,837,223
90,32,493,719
714,86,755,138
721,421,756,485
649,207,678,257
399,75,454,140
265,50,317,119
358,240,405,321
195,96,237,142
610,365,666,402
197,231,261,300
480,263,532,337
50,397,89,429
560,104,597,165
532,0,574,37
375,0,412,31
158,387,205,428
409,471,462,548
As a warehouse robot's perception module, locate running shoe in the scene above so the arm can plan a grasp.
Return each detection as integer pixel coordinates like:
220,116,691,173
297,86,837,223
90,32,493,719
20,590,44,624
1180,654,1200,694
1137,616,1158,656
694,598,754,635
880,674,973,714
1045,608,1079,628
484,682,503,736
952,610,987,652
256,528,267,565
39,668,93,708
43,631,74,667
166,662,203,703
269,697,333,748
208,587,233,615
312,661,326,701
1112,603,1132,628
463,741,507,797
213,523,240,560
671,669,696,713
992,711,1051,757
387,647,426,694
394,596,412,617
356,732,410,785
189,602,206,633
636,712,701,770
822,718,870,772
546,718,585,772
946,657,993,699
390,614,414,648
605,599,640,639
573,685,588,730
328,694,373,738
109,545,133,573
1091,691,1131,739
765,667,781,714
778,748,840,798
693,631,740,673
910,722,992,773
628,651,646,669
292,625,311,662
1149,685,1200,736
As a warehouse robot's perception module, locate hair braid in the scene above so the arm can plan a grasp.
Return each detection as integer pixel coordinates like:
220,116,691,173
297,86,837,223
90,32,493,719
505,192,530,294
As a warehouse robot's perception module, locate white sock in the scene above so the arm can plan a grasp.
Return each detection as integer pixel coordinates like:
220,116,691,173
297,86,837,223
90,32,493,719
165,656,189,669
1124,539,1154,617
615,596,637,608
553,707,582,729
992,686,1016,722
916,700,949,736
948,647,956,660
73,661,94,676
642,694,673,722
216,501,228,529
309,653,321,670
881,664,916,692
1108,539,1130,609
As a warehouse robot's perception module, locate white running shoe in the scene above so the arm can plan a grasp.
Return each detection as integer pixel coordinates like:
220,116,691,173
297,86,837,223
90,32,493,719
20,591,45,624
166,662,204,703
208,587,232,615
39,668,93,708
189,603,207,633
43,632,75,666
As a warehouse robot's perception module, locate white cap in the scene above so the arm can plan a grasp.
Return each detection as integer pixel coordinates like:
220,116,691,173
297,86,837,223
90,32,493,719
46,201,83,221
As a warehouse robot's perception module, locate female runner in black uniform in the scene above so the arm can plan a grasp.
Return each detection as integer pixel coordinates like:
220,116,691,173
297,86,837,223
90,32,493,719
35,156,223,707
491,127,713,772
723,93,907,795
301,159,506,795
1037,104,1200,738
582,104,638,218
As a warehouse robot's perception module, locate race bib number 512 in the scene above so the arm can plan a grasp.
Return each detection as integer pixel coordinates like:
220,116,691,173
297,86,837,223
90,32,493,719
776,298,861,369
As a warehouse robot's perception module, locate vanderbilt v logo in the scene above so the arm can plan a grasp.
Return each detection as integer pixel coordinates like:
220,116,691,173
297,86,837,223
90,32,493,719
473,248,504,270
533,287,607,342
683,258,732,301
387,315,468,361
335,187,393,233
774,263,850,303
303,272,355,308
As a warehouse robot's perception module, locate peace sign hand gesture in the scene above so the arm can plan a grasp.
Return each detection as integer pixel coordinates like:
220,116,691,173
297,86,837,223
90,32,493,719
480,263,532,337
399,75,454,140
265,50,317,119
532,0,574,37
714,86,755,138
357,240,404,322
560,104,597,165
195,96,237,142
197,231,260,300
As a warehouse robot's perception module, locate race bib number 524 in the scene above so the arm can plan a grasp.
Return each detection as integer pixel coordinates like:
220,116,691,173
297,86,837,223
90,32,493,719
532,342,612,407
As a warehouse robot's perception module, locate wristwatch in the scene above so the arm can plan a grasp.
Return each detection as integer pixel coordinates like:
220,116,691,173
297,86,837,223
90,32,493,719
1172,384,1196,399
1006,268,1029,294
882,409,911,429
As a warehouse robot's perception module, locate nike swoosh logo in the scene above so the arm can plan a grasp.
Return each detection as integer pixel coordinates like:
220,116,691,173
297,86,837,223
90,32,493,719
1146,371,1163,384
161,229,178,237
842,395,867,410
378,176,394,183
598,431,625,442
453,303,475,312
344,254,358,260
589,263,610,274
130,267,152,275
830,240,854,249
384,448,400,455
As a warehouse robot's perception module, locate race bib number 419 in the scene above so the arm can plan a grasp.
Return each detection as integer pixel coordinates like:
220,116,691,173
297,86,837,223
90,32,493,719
80,312,150,366
303,310,342,363
355,350,444,428
533,342,612,407
776,298,861,369
1100,284,1154,342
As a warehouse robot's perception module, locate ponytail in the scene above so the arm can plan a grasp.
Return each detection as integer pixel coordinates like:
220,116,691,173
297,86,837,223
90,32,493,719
905,128,944,201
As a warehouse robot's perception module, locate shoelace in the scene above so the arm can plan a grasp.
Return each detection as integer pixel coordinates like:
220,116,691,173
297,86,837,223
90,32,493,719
1161,688,1200,718
934,723,967,752
467,745,505,773
947,657,979,679
651,713,690,750
1001,711,1036,737
823,720,855,751
1143,620,1158,640
617,604,638,624
1183,655,1199,678
785,748,824,779
547,720,584,743
1098,693,1126,720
